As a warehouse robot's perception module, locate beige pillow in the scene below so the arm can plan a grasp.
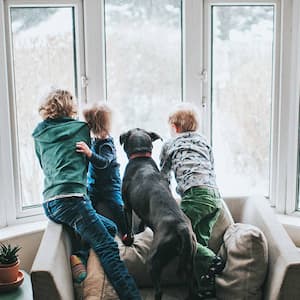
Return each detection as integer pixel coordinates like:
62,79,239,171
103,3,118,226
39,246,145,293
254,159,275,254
81,229,154,299
83,250,118,300
208,198,234,253
117,228,153,287
216,223,268,300
117,228,183,287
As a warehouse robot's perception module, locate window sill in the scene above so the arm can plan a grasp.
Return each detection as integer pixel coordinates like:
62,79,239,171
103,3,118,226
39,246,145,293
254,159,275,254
276,213,300,247
0,220,48,242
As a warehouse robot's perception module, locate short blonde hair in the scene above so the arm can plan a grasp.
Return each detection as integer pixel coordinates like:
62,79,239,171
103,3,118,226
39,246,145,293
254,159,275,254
82,102,112,137
39,89,77,120
168,103,199,132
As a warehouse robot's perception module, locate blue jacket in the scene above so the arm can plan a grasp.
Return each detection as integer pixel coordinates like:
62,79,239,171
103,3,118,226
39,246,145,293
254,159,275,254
87,137,121,198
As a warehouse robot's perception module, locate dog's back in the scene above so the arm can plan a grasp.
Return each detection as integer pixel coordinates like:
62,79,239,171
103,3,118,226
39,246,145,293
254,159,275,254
123,157,181,228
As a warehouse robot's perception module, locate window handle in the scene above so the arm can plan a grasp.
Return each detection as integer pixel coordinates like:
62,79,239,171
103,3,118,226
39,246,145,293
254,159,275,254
199,69,207,82
81,75,88,88
202,96,207,108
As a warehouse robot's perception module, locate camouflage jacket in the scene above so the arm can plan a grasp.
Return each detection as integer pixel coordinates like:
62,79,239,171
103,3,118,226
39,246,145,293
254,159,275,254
159,131,218,196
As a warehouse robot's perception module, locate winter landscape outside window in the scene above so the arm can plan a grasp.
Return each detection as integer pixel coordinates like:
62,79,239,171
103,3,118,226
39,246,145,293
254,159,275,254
9,7,77,208
104,0,182,170
210,5,275,197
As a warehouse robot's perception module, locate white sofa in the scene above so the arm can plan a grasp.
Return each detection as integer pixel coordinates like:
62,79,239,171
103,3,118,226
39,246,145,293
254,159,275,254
30,196,300,300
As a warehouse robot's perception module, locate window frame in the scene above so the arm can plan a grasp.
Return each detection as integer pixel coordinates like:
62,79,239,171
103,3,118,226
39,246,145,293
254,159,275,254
284,0,300,215
203,0,283,204
84,0,193,106
1,0,86,226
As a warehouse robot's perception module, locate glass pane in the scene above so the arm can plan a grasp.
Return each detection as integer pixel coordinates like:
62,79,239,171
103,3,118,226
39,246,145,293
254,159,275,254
211,5,274,196
104,0,182,169
10,7,77,208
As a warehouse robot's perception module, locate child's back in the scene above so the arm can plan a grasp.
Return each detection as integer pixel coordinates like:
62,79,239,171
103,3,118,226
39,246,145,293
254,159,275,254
159,103,225,299
33,117,90,201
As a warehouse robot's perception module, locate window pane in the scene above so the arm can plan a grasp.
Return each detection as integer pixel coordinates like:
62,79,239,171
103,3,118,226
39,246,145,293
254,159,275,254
104,0,182,167
211,5,274,196
10,7,77,208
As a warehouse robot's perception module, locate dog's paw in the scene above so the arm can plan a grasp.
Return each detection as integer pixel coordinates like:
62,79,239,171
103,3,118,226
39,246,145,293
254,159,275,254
122,234,134,246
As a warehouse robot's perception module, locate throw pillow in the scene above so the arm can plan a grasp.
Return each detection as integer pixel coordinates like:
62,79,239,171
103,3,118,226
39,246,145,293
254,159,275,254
81,229,155,300
216,223,268,300
117,228,153,287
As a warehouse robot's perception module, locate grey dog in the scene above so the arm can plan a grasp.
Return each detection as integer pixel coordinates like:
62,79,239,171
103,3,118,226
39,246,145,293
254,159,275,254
120,128,197,300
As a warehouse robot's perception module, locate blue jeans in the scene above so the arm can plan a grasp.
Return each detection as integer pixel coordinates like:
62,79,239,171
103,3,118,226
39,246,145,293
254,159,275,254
71,212,117,265
43,197,141,300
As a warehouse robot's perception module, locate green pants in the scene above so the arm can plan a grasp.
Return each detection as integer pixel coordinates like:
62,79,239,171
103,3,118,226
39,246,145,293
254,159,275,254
181,187,221,291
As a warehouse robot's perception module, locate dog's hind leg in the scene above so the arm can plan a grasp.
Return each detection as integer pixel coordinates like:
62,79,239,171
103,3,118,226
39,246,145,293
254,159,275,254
148,235,176,300
148,258,163,300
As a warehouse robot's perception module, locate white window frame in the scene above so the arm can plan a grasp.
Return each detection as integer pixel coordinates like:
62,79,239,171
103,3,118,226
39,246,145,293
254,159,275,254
0,0,15,228
203,0,286,207
272,0,300,215
83,0,106,103
284,0,300,215
1,0,86,227
84,0,196,105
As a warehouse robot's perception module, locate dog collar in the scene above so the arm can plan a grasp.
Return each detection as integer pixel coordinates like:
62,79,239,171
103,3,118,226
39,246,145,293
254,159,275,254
129,152,152,160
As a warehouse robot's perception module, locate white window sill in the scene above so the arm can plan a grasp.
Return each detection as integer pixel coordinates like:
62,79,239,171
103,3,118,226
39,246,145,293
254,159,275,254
276,213,300,247
0,220,48,242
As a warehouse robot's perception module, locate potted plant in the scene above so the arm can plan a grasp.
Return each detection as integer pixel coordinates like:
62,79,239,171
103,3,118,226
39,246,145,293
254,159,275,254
0,243,21,283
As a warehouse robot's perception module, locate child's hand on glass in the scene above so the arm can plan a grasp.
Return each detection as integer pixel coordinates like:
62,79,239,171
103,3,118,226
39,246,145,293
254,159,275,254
76,141,92,158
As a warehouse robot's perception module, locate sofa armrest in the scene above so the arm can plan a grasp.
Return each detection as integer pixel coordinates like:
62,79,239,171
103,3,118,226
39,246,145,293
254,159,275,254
224,196,300,300
30,221,74,300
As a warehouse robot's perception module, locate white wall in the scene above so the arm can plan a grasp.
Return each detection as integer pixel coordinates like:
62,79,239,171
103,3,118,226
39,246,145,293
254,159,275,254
0,226,45,273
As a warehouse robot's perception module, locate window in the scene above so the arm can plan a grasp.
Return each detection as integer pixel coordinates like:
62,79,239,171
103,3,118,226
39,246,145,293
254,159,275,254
2,0,84,223
104,0,182,167
207,4,275,197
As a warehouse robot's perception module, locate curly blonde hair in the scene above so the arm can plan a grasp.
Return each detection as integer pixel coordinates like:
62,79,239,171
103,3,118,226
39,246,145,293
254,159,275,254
38,89,77,120
82,102,112,138
168,103,199,132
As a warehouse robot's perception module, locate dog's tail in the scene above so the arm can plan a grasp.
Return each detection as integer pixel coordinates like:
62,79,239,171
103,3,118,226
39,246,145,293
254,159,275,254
177,223,197,279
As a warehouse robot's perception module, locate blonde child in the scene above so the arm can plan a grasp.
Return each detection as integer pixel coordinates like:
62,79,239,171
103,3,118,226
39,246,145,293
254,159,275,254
76,102,127,237
32,89,141,300
159,103,225,299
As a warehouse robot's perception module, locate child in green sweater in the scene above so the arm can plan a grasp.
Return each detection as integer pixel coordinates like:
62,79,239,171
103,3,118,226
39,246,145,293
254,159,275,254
32,89,141,300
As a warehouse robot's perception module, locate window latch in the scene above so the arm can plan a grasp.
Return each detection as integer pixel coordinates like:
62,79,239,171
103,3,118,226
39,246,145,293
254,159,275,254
202,96,207,108
199,69,207,82
81,75,88,88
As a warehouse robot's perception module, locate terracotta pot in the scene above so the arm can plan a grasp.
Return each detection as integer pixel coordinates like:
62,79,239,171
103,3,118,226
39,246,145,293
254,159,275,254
0,259,20,283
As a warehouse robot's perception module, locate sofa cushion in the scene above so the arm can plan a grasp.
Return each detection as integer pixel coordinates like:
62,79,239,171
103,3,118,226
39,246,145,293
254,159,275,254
216,223,268,300
118,227,153,287
82,250,118,300
80,229,154,300
80,228,185,299
208,198,234,253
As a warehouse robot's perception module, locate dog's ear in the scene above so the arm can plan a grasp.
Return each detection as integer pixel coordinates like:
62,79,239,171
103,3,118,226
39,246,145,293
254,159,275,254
119,131,130,146
148,132,163,142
